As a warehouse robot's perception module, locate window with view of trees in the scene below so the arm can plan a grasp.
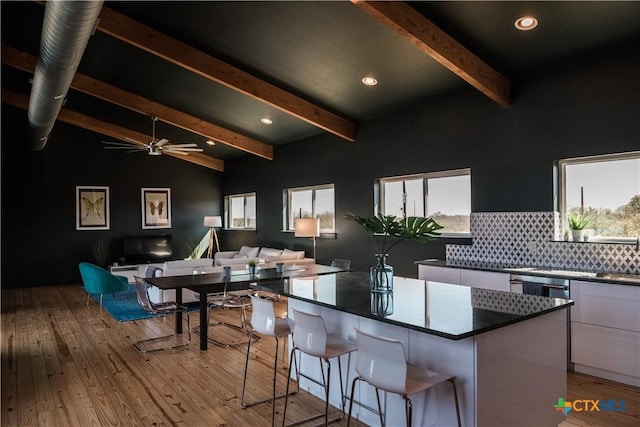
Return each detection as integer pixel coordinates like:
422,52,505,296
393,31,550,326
284,184,335,233
559,152,640,239
224,192,256,230
377,169,471,235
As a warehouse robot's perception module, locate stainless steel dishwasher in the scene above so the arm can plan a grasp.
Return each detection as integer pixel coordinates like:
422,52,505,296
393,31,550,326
509,274,572,369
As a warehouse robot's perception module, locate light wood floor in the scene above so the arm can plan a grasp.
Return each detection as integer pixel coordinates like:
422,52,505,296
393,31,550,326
2,285,639,427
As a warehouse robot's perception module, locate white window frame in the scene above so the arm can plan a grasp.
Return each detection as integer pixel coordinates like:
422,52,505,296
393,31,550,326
376,168,471,237
558,151,640,243
224,192,256,230
283,184,335,233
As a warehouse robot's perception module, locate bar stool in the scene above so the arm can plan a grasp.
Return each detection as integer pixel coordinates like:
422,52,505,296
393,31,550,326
241,296,296,427
346,328,461,427
282,309,357,426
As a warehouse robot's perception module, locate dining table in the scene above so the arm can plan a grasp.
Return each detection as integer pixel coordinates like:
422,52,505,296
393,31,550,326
144,263,346,350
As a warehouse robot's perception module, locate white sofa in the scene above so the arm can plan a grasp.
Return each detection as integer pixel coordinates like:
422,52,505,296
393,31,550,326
147,258,218,304
214,245,315,268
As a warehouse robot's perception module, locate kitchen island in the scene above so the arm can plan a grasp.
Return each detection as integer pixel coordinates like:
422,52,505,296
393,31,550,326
258,271,573,427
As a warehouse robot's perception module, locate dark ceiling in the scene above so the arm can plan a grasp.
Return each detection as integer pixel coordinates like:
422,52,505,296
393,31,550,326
2,1,640,170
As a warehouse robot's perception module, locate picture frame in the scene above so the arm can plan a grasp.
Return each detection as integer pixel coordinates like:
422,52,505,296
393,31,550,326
141,188,171,229
76,186,110,230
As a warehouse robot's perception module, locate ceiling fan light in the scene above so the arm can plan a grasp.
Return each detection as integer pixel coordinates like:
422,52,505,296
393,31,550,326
261,118,273,125
515,16,538,31
206,139,216,146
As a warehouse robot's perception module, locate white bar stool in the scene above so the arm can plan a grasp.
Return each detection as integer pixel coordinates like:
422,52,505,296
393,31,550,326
241,296,296,427
283,309,357,427
347,328,462,427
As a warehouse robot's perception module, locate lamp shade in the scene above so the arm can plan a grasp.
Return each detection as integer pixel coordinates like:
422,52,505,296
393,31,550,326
204,215,222,227
294,218,320,237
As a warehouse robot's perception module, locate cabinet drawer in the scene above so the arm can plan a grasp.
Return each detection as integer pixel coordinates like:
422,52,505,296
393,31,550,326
571,280,640,332
418,265,461,285
572,322,640,378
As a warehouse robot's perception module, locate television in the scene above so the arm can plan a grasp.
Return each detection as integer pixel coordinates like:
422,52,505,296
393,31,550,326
123,234,173,264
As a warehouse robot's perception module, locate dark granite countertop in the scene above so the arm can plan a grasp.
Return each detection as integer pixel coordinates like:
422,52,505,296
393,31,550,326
416,259,640,286
257,271,573,341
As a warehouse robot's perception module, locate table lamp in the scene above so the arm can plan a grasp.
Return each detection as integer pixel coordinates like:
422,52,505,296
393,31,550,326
294,217,320,261
204,215,222,259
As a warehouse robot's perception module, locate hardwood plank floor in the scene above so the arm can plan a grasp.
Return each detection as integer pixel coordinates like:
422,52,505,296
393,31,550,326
2,285,639,427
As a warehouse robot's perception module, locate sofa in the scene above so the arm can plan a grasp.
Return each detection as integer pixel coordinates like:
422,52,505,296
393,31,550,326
147,258,218,304
214,245,315,268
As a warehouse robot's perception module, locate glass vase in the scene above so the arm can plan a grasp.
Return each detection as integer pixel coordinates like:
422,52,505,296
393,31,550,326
370,290,394,316
370,254,393,292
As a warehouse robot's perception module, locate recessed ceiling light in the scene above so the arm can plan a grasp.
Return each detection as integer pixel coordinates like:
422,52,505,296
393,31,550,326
515,16,538,31
261,118,273,125
362,76,378,86
206,139,216,146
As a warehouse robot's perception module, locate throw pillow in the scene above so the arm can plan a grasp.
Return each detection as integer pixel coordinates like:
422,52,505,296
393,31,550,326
258,247,283,258
283,248,305,260
238,246,259,258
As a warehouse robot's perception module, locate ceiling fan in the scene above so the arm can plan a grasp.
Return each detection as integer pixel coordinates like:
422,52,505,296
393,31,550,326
102,115,203,156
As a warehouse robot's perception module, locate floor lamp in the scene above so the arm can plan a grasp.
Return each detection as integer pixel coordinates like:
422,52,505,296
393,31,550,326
294,218,320,261
204,215,222,259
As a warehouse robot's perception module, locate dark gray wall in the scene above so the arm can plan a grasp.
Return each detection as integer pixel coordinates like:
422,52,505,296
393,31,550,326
222,44,640,277
1,106,223,288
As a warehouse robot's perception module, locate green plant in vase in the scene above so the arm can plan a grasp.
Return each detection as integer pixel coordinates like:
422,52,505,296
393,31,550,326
568,213,594,242
247,259,257,275
345,214,443,292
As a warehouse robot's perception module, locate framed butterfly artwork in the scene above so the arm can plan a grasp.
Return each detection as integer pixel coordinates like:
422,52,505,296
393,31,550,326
141,188,171,229
76,186,110,230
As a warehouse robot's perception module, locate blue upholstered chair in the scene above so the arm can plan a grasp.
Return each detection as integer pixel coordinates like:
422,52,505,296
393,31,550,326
78,262,129,307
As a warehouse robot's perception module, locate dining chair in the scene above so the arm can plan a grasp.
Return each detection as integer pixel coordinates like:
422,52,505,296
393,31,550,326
242,296,296,427
78,262,129,307
346,328,461,427
132,276,191,353
200,277,258,348
283,309,357,426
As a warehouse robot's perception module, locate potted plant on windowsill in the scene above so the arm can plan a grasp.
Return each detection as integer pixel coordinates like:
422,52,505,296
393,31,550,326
568,213,594,242
345,214,443,293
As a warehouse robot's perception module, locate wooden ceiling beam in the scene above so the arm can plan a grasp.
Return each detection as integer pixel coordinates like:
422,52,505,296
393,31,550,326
1,45,273,160
96,6,357,141
352,1,511,107
2,88,224,172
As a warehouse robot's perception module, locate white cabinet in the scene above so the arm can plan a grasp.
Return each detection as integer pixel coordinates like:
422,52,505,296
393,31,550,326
109,264,138,283
418,265,461,284
460,269,511,292
570,279,640,386
109,263,163,283
418,265,511,292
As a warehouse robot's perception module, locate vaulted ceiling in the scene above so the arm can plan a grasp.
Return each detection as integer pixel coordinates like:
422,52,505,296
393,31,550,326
2,1,639,171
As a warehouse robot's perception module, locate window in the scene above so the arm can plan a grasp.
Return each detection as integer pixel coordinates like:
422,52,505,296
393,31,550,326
559,152,640,240
377,168,471,235
284,184,335,233
224,192,256,230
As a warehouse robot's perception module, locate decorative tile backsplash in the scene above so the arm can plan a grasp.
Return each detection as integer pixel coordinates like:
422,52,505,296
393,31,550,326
446,212,640,274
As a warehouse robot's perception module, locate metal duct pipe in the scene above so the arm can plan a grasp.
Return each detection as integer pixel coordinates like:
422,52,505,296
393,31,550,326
27,0,104,151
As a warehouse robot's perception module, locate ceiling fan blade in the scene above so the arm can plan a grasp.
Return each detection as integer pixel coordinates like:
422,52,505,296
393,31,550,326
163,150,190,155
164,143,199,148
104,146,141,150
155,138,169,147
103,141,137,147
163,147,204,152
